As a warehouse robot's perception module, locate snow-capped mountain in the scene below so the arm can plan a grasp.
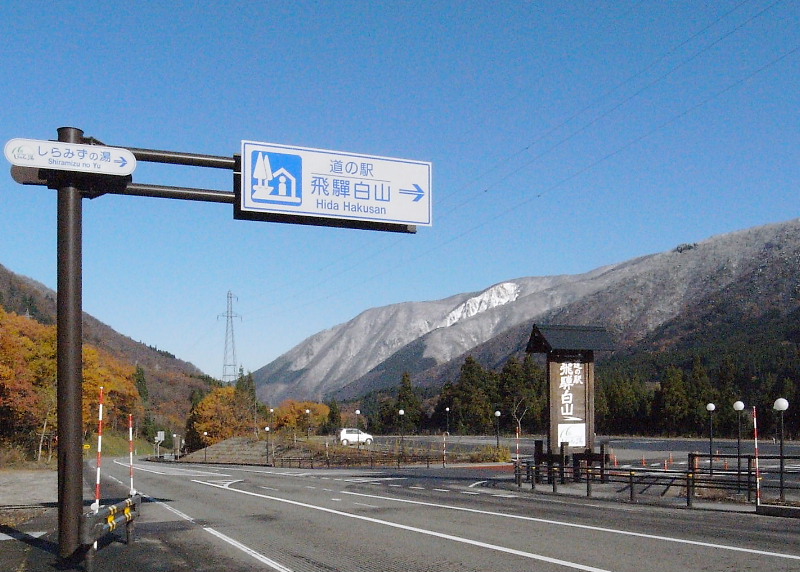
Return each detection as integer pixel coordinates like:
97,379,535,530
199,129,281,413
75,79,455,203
253,218,800,403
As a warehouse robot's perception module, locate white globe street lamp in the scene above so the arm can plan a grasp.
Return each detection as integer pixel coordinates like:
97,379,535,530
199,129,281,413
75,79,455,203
773,398,789,501
494,410,501,449
706,403,715,474
398,409,405,456
733,401,745,491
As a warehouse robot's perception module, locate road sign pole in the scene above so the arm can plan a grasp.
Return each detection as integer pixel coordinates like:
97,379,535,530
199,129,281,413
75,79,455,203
56,126,85,561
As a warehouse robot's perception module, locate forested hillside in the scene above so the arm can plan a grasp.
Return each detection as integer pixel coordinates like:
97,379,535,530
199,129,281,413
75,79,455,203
0,307,141,450
0,263,215,454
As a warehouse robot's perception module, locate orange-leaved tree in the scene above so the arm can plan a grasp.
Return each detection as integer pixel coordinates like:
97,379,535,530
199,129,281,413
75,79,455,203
274,400,329,434
0,307,56,441
189,386,252,445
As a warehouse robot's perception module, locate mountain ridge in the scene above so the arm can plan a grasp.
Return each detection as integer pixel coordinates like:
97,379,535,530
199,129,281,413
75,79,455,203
254,218,800,404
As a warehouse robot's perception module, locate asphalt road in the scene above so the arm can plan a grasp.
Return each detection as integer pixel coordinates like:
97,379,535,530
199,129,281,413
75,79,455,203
86,457,800,572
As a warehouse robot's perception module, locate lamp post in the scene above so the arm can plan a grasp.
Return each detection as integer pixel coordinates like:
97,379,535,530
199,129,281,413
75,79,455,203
445,406,450,434
706,403,715,475
305,409,311,439
203,431,208,463
494,410,501,449
733,401,744,492
398,409,405,455
264,426,271,465
773,397,789,502
355,409,361,451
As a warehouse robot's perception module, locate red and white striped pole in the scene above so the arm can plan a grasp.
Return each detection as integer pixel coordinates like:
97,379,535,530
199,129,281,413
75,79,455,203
93,386,105,513
128,413,135,495
753,406,761,506
91,386,105,552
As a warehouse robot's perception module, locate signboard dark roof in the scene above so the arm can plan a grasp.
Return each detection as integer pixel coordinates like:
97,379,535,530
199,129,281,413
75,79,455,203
526,324,614,354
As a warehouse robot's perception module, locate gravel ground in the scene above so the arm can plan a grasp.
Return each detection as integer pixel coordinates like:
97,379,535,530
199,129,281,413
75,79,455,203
0,468,57,527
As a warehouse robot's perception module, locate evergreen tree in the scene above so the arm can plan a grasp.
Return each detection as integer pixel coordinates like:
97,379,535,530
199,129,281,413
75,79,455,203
451,357,494,434
235,369,256,401
234,370,258,435
431,380,455,433
133,366,149,403
396,372,422,434
497,356,541,435
660,366,689,435
522,354,548,432
686,355,715,434
324,399,342,435
140,413,156,441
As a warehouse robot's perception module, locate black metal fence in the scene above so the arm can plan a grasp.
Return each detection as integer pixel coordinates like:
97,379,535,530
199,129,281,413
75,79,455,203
514,451,800,507
275,451,440,469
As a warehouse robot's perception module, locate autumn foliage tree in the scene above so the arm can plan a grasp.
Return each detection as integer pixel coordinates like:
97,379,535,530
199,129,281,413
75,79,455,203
274,400,329,434
0,307,56,442
186,386,251,447
0,307,144,454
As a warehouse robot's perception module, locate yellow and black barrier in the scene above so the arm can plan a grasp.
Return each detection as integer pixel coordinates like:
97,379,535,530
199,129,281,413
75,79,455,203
81,494,142,571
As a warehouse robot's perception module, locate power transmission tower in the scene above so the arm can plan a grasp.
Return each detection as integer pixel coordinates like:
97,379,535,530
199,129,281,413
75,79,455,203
219,291,241,384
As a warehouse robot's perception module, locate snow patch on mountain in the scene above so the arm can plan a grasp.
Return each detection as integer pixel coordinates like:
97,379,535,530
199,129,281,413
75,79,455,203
438,282,520,329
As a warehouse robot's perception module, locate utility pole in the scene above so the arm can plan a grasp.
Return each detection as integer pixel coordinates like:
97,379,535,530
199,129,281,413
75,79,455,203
219,291,240,384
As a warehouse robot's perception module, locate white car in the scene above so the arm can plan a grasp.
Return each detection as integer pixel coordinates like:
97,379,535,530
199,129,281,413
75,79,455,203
338,428,373,446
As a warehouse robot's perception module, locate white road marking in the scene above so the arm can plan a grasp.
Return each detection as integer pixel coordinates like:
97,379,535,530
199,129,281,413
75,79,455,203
205,527,293,572
339,490,800,562
144,488,293,572
116,460,229,478
193,480,610,572
0,531,45,541
468,480,487,488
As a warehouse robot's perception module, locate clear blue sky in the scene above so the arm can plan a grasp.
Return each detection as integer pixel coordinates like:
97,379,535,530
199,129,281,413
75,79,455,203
1,1,798,380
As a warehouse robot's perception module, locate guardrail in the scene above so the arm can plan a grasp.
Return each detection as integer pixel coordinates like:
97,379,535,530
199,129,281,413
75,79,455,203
81,494,142,571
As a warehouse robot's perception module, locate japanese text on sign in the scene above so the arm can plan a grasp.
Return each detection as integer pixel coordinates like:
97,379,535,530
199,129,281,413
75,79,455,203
558,362,584,420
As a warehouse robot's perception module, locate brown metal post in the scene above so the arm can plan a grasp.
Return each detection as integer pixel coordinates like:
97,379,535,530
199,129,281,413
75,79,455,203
600,443,607,483
56,126,85,560
629,471,636,502
534,440,543,484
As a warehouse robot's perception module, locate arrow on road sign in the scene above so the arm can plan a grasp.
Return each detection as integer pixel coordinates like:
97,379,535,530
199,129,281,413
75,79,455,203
115,156,128,168
399,184,425,202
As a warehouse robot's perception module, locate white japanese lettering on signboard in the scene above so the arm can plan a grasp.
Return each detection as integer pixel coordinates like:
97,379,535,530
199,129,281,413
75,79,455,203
240,141,431,227
553,360,587,448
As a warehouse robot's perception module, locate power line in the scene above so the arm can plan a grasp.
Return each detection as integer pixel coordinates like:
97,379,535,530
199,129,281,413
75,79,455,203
236,2,796,331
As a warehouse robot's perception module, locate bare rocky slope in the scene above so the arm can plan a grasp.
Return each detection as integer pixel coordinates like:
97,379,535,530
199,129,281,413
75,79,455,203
254,218,800,403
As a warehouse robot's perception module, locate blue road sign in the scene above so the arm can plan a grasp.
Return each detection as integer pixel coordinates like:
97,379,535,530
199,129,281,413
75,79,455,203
240,141,431,227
